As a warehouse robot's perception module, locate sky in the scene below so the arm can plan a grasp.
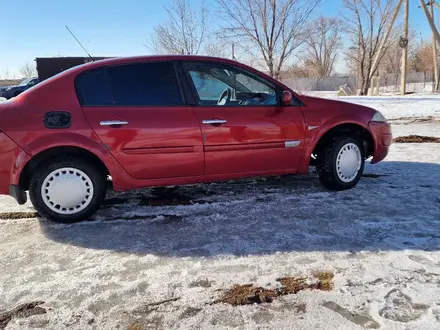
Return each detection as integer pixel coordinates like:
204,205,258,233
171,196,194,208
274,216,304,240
0,0,437,78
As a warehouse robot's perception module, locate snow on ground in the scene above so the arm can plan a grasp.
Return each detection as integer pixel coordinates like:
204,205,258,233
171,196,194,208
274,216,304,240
304,91,440,121
1,94,440,329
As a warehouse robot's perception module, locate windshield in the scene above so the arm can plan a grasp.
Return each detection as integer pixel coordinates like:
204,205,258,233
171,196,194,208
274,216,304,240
18,78,33,86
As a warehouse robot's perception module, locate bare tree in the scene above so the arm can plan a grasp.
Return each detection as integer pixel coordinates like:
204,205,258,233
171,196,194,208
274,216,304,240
285,63,315,78
301,17,342,78
0,69,16,80
217,0,321,79
379,29,417,87
344,0,398,95
20,63,37,78
150,0,222,56
411,41,439,74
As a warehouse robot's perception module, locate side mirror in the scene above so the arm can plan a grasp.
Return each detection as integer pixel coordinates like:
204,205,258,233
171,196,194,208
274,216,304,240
282,90,292,106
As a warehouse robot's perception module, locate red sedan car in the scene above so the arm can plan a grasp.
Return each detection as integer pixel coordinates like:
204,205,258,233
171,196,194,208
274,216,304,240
0,56,392,223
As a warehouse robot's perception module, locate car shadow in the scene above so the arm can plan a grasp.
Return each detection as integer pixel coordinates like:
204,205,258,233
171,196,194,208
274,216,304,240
38,161,440,257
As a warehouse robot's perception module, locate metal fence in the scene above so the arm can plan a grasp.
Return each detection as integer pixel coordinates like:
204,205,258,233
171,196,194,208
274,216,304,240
284,72,436,94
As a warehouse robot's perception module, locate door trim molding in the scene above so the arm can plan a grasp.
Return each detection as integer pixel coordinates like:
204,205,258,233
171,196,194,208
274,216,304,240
122,146,196,155
204,141,288,152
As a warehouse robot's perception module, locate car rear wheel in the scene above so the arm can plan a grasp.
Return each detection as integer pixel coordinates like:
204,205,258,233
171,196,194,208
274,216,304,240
29,158,106,223
316,136,365,190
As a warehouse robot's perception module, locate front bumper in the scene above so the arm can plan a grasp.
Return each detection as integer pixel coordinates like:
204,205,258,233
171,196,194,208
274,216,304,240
369,122,392,164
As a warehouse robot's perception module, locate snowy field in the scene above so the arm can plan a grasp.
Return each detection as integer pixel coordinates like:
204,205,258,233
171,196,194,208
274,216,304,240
1,94,440,329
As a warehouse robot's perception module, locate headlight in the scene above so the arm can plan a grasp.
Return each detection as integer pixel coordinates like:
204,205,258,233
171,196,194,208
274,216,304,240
371,111,387,123
4,87,12,91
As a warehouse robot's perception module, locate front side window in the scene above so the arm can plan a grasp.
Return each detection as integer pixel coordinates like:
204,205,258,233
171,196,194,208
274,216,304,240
76,62,183,106
184,62,277,106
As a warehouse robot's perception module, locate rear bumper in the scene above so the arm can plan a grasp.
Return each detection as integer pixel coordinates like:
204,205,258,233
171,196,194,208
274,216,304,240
0,132,28,202
369,122,392,164
0,133,17,195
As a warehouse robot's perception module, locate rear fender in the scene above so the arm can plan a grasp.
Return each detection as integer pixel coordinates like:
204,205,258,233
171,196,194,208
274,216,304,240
12,133,129,189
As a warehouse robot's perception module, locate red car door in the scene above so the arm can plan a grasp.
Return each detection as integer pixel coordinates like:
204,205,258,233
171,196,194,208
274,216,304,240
77,61,204,180
182,61,305,176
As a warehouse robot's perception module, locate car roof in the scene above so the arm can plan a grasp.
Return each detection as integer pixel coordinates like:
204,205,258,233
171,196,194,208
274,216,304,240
76,55,243,72
38,55,290,92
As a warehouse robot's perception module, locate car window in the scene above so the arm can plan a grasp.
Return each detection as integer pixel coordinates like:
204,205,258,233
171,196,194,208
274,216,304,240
18,78,32,86
76,62,183,106
108,62,183,106
189,71,229,102
76,68,114,106
184,62,277,106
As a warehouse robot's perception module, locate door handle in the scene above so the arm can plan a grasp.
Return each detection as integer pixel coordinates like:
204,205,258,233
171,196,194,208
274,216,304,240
202,119,227,125
100,120,129,126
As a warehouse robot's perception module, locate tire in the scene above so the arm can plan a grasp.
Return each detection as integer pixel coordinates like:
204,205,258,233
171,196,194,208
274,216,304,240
29,158,106,223
316,136,365,191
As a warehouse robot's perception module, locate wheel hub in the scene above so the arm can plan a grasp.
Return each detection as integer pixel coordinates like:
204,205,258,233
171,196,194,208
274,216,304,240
41,168,94,215
336,143,361,183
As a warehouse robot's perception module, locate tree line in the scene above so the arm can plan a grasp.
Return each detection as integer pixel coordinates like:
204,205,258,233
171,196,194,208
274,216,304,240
149,0,440,95
2,0,438,95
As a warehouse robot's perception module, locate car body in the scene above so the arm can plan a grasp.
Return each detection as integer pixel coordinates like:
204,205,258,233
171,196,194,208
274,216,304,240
0,77,39,99
0,55,392,222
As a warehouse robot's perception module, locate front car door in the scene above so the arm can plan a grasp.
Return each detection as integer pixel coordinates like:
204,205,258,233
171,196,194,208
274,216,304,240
182,61,305,176
77,61,204,180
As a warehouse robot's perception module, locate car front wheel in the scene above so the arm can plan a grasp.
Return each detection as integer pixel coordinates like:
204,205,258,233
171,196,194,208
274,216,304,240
29,158,106,223
317,136,365,190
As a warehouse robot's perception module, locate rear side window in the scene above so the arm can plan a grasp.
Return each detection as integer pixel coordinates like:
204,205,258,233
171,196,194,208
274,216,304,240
76,62,183,106
76,68,113,106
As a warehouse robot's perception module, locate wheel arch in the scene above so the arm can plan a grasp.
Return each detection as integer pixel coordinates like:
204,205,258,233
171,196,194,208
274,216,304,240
310,123,374,166
19,146,111,191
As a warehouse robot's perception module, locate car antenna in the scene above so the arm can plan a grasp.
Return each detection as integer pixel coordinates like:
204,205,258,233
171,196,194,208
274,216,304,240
65,25,95,61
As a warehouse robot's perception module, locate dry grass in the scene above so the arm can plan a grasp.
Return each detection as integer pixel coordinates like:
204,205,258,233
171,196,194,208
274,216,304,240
127,324,143,330
213,284,277,305
277,277,308,294
393,135,440,143
215,271,335,306
0,80,20,87
0,212,39,220
312,271,335,291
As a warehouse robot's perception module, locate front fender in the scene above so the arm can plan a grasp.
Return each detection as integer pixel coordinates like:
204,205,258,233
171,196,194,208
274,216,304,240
299,115,372,173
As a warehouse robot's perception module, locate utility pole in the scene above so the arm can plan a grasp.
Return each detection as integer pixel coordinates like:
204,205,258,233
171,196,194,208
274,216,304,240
370,0,404,81
401,0,409,95
420,0,440,46
430,1,440,90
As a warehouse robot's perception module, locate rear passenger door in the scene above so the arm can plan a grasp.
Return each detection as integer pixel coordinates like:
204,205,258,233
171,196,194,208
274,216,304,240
77,61,204,180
